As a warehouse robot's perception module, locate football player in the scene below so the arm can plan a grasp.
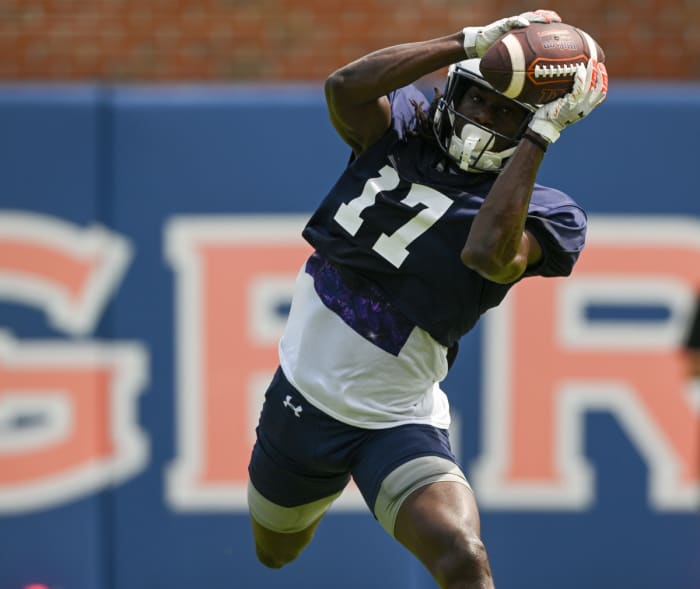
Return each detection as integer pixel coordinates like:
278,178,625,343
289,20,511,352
247,9,607,588
686,298,700,377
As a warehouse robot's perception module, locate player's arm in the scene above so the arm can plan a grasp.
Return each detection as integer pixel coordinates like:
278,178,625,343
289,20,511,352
324,34,465,155
461,59,608,284
460,137,544,283
324,11,559,156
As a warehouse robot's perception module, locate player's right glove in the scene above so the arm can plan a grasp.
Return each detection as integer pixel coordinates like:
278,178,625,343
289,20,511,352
528,58,609,144
463,9,561,58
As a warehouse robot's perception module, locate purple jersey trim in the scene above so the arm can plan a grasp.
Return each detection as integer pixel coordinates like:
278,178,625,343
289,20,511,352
305,253,414,356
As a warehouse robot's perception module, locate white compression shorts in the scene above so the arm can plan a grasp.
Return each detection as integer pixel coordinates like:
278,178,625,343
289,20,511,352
248,455,471,538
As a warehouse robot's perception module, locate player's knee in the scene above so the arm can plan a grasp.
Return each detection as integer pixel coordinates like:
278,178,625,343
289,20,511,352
433,533,492,586
254,543,300,569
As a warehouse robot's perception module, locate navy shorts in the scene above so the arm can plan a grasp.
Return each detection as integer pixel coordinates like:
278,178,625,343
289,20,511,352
248,367,458,513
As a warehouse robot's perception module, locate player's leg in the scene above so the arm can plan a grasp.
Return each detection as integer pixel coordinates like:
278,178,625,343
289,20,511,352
352,425,493,589
247,367,352,568
249,514,322,569
393,479,493,589
247,480,341,568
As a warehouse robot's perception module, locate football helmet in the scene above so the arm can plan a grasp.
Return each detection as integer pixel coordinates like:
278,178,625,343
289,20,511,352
433,59,536,173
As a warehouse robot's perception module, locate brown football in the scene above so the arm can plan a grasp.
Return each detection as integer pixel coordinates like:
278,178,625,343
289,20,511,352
479,22,605,105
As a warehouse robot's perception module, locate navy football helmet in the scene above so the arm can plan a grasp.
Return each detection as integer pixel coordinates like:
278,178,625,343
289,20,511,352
433,59,536,173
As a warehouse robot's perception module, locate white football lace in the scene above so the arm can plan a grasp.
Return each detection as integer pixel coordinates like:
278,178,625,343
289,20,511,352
534,63,580,78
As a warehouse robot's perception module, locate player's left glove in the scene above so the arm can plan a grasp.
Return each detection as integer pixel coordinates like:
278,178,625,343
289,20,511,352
462,9,562,58
528,58,608,144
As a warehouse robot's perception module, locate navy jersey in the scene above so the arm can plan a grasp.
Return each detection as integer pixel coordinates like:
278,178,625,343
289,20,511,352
302,85,587,349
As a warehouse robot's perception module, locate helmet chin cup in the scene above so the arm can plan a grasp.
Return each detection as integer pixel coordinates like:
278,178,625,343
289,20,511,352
448,124,495,172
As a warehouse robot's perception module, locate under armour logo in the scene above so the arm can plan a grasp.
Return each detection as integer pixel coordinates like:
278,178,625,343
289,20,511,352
282,395,303,418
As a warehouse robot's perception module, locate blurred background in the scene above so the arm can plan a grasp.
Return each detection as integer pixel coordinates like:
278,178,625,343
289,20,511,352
1,0,699,81
0,1,698,589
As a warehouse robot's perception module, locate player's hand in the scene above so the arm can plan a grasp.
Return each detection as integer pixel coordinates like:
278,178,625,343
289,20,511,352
528,58,608,144
463,9,562,58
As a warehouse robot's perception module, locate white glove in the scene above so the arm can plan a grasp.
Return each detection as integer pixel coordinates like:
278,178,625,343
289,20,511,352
528,58,609,144
463,9,561,58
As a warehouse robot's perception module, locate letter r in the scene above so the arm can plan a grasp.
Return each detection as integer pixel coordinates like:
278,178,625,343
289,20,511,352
473,217,700,510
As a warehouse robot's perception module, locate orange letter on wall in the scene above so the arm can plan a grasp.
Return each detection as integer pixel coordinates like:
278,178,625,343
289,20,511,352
473,217,700,510
165,216,312,509
0,213,147,513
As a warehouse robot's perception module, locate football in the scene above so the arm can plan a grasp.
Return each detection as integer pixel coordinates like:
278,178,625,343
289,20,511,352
479,22,605,105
